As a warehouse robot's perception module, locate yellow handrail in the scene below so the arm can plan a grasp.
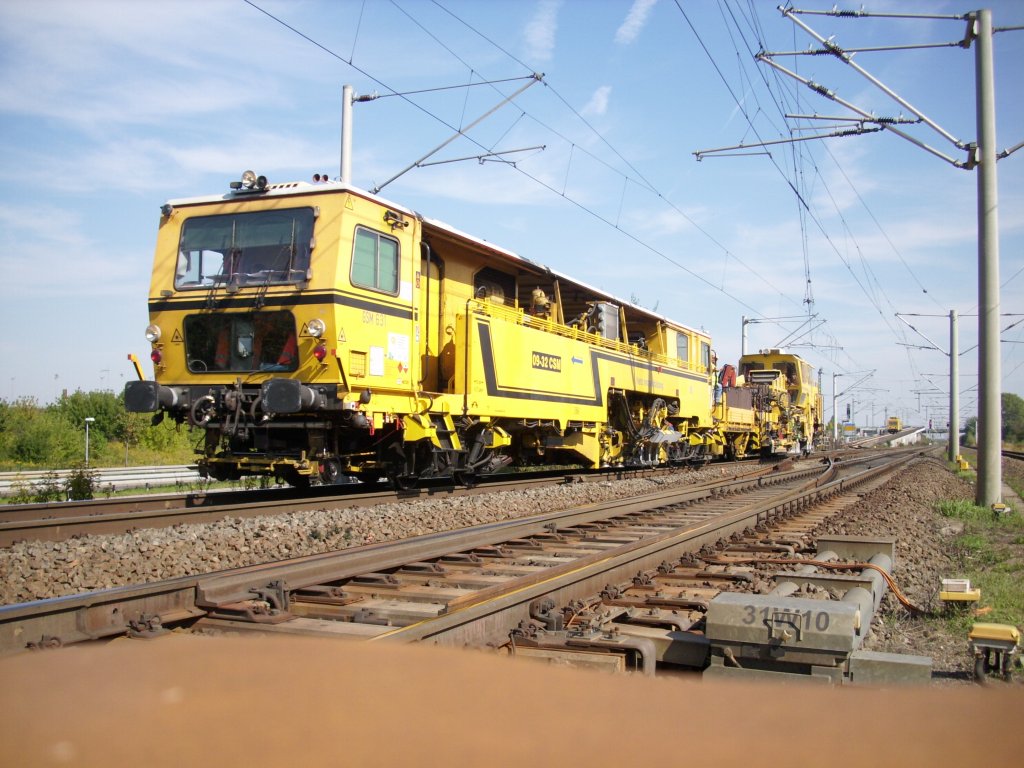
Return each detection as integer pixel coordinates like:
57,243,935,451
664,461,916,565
466,299,701,375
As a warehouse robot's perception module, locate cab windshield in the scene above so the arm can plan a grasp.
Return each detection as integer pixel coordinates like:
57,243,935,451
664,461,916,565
175,208,315,290
183,311,298,373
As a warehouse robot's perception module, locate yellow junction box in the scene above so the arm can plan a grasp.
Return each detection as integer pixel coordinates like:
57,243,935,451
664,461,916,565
940,589,981,602
940,578,981,603
968,623,1021,645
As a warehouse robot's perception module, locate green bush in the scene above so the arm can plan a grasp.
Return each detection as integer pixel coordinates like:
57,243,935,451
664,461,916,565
0,391,196,471
65,465,98,501
7,471,65,504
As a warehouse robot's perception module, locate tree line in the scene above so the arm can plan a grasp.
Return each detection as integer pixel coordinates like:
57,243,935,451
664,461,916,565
0,390,195,470
964,392,1024,447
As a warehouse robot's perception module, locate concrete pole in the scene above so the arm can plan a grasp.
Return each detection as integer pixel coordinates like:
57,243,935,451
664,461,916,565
832,372,839,443
949,309,960,463
817,368,823,440
974,10,1001,506
341,84,353,185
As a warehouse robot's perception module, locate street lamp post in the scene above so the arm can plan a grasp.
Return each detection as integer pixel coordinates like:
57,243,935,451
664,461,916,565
84,417,95,468
832,370,876,444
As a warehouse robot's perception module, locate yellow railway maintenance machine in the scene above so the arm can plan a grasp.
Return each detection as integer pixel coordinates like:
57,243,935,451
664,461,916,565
737,349,824,456
126,171,720,487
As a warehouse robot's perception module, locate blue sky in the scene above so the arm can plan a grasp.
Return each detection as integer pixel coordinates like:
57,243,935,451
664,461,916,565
1,0,1021,431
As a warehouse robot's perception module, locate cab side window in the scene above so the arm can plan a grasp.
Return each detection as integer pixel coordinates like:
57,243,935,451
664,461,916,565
352,226,399,295
676,333,689,366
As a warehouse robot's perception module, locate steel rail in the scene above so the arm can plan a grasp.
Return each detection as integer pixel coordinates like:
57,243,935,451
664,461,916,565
0,451,924,657
0,464,735,546
194,461,825,606
0,460,827,655
844,428,923,449
372,451,924,646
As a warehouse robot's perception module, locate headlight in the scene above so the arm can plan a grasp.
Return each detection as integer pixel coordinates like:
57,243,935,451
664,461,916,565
145,324,162,342
307,318,326,338
241,170,257,189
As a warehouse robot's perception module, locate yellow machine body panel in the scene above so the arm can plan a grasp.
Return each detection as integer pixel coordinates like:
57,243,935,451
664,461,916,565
969,623,1021,644
147,187,427,417
738,349,822,454
451,301,712,423
127,173,820,484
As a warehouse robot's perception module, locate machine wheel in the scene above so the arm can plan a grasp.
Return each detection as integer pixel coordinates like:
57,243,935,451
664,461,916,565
319,459,344,485
453,468,477,489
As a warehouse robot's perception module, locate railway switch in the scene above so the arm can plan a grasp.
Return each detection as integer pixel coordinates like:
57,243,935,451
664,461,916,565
703,537,931,685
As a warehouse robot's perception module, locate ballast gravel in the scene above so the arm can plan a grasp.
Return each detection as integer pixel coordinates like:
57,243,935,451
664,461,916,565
1,466,729,606
4,453,1021,686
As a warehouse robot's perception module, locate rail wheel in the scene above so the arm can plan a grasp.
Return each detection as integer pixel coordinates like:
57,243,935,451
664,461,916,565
387,440,458,489
319,459,349,485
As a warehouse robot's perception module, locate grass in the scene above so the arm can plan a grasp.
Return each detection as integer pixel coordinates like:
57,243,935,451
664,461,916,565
936,498,1024,631
1007,475,1024,505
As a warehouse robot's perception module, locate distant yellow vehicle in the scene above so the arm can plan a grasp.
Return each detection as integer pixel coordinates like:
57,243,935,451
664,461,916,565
887,416,902,434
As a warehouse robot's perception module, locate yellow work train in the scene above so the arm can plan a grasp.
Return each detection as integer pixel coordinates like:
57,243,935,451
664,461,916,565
735,350,823,455
125,170,822,486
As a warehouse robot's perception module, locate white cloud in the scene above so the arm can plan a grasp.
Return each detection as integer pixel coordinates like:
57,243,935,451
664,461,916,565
621,204,707,239
0,0,325,130
581,86,612,118
523,0,562,63
0,205,143,298
806,140,880,218
1,131,324,195
616,0,658,45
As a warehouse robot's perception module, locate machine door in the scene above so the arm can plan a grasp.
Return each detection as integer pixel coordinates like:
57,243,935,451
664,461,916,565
419,246,445,392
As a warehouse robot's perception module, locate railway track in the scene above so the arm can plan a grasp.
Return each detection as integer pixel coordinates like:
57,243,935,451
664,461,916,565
0,447,934,684
846,428,924,449
0,463,761,547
